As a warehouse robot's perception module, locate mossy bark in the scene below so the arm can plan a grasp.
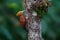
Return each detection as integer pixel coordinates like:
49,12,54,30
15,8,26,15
24,0,44,40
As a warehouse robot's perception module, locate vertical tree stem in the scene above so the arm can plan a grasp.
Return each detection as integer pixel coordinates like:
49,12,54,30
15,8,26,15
24,0,44,40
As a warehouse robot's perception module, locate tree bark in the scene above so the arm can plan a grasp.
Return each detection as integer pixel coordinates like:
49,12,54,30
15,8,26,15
24,0,44,40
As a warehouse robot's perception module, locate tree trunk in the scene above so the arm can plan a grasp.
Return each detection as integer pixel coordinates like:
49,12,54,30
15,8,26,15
24,0,44,40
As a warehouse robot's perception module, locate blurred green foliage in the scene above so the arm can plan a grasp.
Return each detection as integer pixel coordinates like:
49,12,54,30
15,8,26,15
0,0,60,40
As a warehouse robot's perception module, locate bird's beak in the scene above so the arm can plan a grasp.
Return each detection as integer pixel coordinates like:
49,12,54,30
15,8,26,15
16,11,23,16
16,12,20,16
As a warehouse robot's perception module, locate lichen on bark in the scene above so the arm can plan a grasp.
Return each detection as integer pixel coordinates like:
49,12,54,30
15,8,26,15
23,0,50,40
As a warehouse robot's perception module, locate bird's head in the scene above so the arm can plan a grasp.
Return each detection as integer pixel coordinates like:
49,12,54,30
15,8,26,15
16,11,24,16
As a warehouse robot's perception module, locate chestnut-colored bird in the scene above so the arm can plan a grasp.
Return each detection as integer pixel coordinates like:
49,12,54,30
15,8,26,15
16,11,26,27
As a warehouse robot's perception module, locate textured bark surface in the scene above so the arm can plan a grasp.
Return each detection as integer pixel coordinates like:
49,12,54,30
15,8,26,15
24,0,44,40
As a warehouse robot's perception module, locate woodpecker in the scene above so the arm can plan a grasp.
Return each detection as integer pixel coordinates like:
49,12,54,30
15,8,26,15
16,11,26,27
